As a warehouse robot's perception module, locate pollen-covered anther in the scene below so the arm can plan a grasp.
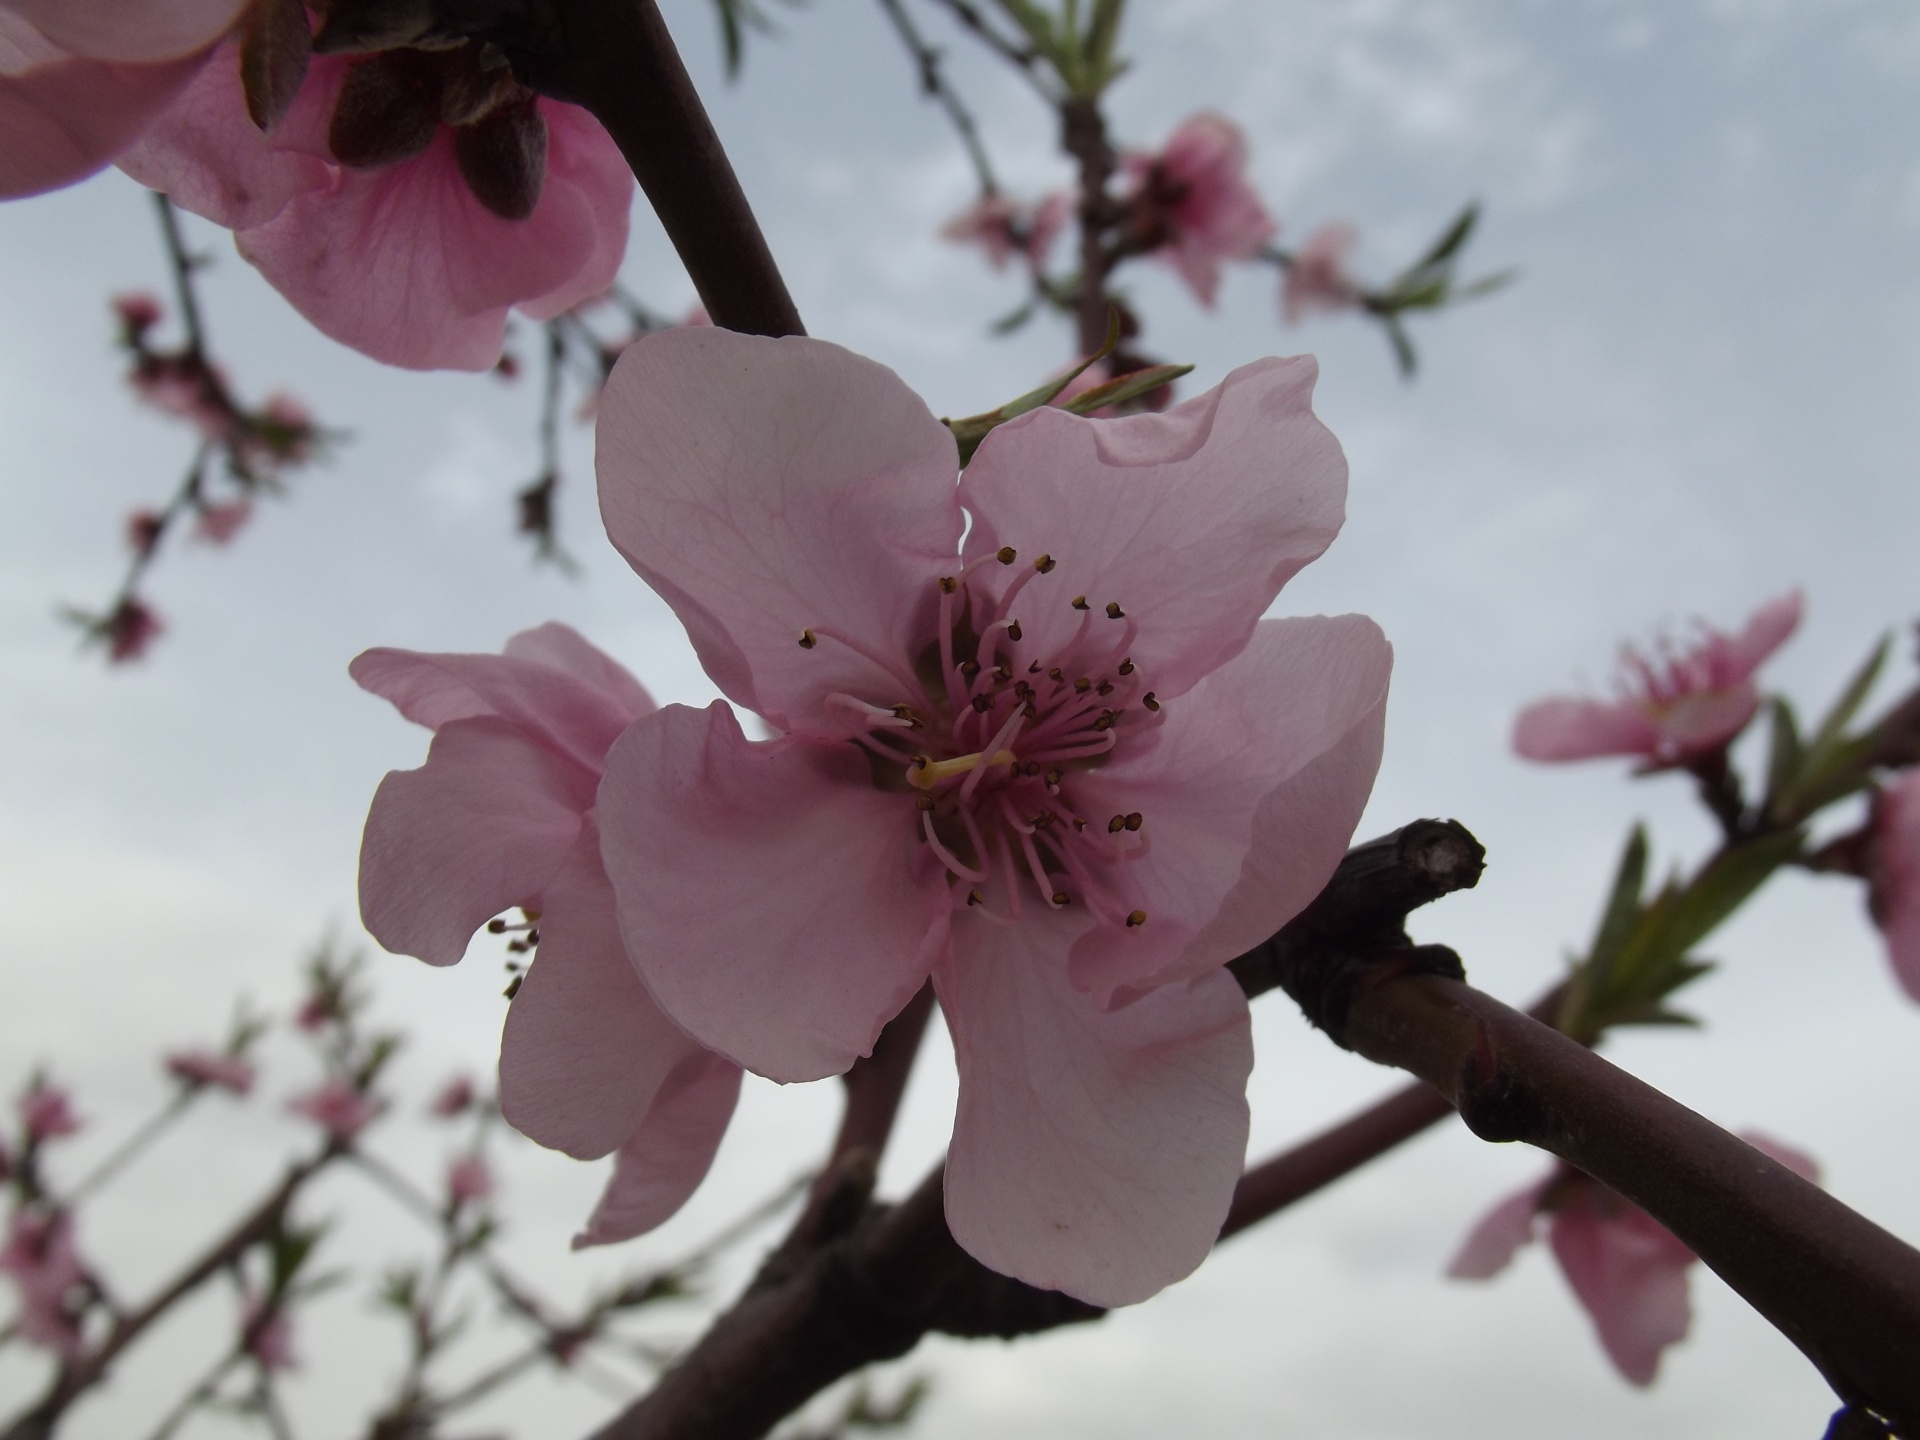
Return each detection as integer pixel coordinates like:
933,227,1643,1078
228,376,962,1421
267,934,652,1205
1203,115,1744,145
1072,817,1088,831
1105,601,1125,619
1107,814,1127,834
967,889,985,906
915,794,936,812
1142,691,1160,711
1043,768,1063,787
1048,667,1064,682
995,546,1017,565
939,576,959,594
1006,620,1023,641
1126,909,1147,928
1117,658,1135,676
1050,891,1071,908
890,704,923,729
1074,677,1092,693
994,664,1013,682
959,658,981,678
1092,711,1116,731
798,629,817,649
1124,812,1143,831
1034,553,1056,574
971,695,994,713
1096,680,1114,697
1071,596,1090,611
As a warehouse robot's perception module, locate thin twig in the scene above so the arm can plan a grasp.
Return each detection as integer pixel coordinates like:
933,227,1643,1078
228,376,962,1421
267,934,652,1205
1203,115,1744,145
874,0,999,196
64,1090,196,1205
151,193,208,357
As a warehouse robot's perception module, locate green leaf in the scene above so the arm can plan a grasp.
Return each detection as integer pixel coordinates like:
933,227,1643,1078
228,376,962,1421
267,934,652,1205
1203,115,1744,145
1383,315,1417,379
1415,201,1480,271
943,310,1124,464
1589,825,1649,973
1764,696,1803,811
1452,267,1518,300
1627,828,1803,967
1058,362,1192,416
1799,635,1891,776
989,300,1036,335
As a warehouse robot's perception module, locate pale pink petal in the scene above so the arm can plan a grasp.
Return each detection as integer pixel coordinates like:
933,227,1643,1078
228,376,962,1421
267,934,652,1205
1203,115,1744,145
238,95,632,370
597,701,949,1082
350,635,644,772
359,718,593,966
1652,685,1761,756
1512,697,1663,762
1739,1130,1820,1184
1,46,205,199
1878,770,1920,1002
1549,1203,1695,1386
1166,245,1224,307
1065,615,1390,1003
939,918,1252,1307
6,0,245,62
499,840,708,1158
117,41,328,230
960,356,1345,701
1723,590,1803,679
594,328,963,734
573,1050,743,1247
1446,1176,1550,1279
502,621,655,721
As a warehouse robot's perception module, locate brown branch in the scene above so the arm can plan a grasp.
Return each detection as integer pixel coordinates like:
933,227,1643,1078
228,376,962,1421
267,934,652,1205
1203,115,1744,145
824,982,935,1180
1060,95,1119,358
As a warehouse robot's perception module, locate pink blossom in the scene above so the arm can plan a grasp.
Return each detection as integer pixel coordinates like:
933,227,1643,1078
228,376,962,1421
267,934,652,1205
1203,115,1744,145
241,1294,296,1370
112,290,163,334
288,1078,377,1141
1514,592,1802,766
193,499,251,545
353,623,744,1245
942,191,1070,274
129,352,235,442
1873,769,1920,1002
429,1074,477,1119
126,508,164,555
1121,113,1276,307
1449,1135,1818,1385
447,1154,494,1206
592,328,1387,1305
0,0,238,199
1283,222,1362,323
165,1047,255,1094
120,44,634,371
0,1208,87,1356
102,597,163,662
20,1082,79,1142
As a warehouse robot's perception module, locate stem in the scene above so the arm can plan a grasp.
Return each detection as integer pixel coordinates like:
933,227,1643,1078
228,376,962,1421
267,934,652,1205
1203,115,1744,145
875,0,999,196
1060,95,1118,357
520,0,803,338
63,1090,195,1205
823,983,935,1181
151,193,208,358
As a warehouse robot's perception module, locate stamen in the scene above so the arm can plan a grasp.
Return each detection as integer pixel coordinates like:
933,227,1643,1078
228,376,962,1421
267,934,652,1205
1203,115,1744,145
995,545,1017,564
1126,910,1147,928
1105,601,1125,619
924,809,987,880
1051,891,1071,908
1034,553,1056,573
1142,692,1160,711
1118,658,1135,676
961,707,1028,803
798,629,817,648
826,693,915,728
804,624,926,698
1071,595,1090,611
1125,812,1144,831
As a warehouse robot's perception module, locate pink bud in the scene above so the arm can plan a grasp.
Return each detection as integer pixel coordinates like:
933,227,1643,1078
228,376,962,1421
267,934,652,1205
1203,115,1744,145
242,1295,296,1371
447,1154,494,1206
102,598,164,664
20,1085,80,1143
193,501,253,546
112,291,164,334
164,1048,256,1095
289,1079,377,1141
125,509,165,556
428,1074,476,1118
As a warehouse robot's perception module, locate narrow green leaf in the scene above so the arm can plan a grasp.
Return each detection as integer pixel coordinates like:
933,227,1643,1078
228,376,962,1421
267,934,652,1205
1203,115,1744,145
1383,315,1417,379
1629,829,1803,965
1415,201,1480,270
1059,362,1191,415
1764,696,1803,812
1453,267,1518,300
943,310,1122,464
1807,634,1891,763
1588,824,1649,974
989,300,1036,335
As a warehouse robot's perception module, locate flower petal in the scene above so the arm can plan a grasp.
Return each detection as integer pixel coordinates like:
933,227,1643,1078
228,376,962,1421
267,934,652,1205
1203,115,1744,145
8,0,245,63
1,43,205,199
499,838,708,1158
598,701,949,1082
1548,1204,1695,1386
938,916,1252,1308
1512,697,1662,762
1724,590,1803,679
503,621,656,721
595,328,963,733
1446,1176,1549,1279
573,1051,743,1247
1065,615,1390,1003
1878,771,1920,1003
960,356,1345,700
359,718,592,966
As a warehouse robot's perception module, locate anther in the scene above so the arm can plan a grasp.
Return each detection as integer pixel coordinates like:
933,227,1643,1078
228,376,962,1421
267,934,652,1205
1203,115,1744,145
967,889,984,906
798,629,817,649
910,755,931,773
1022,701,1037,719
1048,667,1064,682
939,576,959,594
486,918,508,933
1018,760,1040,776
1074,677,1092,693
959,659,981,678
1142,691,1160,711
1108,814,1127,833
996,546,1017,565
1105,601,1125,619
972,695,994,713
891,704,924,729
1032,812,1055,828
1029,660,1043,674
1072,817,1088,831
1096,680,1114,696
915,795,936,812
1034,554,1056,573
1051,891,1071,908
1006,620,1023,641
1092,712,1116,731
1071,596,1090,610
1118,658,1135,676
994,664,1012,682
1124,812,1143,831
503,975,523,1000
1126,910,1147,928
1044,768,1063,787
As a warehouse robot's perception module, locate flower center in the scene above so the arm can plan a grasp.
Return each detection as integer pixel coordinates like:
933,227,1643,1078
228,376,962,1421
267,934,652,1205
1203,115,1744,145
803,548,1163,929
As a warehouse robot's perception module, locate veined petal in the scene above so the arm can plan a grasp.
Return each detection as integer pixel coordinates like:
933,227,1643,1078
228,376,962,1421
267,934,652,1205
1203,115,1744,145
1446,1176,1549,1279
503,621,656,721
595,328,963,733
1066,616,1390,1004
939,920,1251,1308
573,1051,743,1247
499,837,705,1159
1548,1204,1695,1387
1512,697,1662,762
1724,590,1802,678
1,46,206,199
598,701,949,1083
7,0,245,63
960,356,1345,700
359,717,592,966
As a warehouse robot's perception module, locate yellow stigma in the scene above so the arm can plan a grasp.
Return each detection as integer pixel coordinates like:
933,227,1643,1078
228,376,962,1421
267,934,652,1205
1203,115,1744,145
907,748,1019,790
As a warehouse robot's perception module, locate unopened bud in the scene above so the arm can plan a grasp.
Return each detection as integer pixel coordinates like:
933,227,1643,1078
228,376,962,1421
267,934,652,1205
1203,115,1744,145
455,93,548,220
328,53,439,169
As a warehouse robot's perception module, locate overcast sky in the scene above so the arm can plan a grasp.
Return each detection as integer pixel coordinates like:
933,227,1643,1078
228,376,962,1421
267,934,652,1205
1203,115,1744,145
3,1,1919,1437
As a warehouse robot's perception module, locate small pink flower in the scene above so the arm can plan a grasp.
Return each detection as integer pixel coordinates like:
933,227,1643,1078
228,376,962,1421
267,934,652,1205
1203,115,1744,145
193,499,251,545
354,623,744,1245
591,328,1387,1306
102,597,163,663
129,353,235,443
447,1154,494,1206
429,1074,476,1119
0,0,240,199
1120,113,1276,307
126,508,164,555
241,1294,296,1371
112,290,163,334
120,43,634,371
289,1078,377,1141
165,1048,255,1094
20,1083,79,1142
1449,1135,1817,1385
0,1208,87,1357
292,992,331,1031
1873,769,1920,1002
1514,592,1802,766
942,191,1070,274
1283,223,1362,323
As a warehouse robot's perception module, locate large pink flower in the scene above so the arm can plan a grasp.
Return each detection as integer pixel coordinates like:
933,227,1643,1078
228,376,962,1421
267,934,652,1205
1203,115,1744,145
1121,113,1276,308
1449,1134,1818,1385
121,42,632,370
0,1208,87,1357
592,327,1390,1305
1514,592,1802,766
0,0,239,199
354,623,742,1245
1873,769,1920,1002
